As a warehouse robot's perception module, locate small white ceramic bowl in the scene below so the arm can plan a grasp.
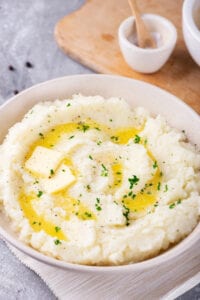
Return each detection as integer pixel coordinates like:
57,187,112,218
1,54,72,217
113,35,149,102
0,75,199,298
118,14,177,73
183,0,200,66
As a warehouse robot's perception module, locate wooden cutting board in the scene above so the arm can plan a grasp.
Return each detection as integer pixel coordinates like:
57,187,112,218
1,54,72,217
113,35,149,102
55,0,200,114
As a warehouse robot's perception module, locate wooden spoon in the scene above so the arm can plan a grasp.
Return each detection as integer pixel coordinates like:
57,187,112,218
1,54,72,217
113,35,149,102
128,0,156,48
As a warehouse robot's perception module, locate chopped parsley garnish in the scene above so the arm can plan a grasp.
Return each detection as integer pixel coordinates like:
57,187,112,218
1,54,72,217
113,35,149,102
33,180,39,184
32,221,37,225
37,191,43,198
62,169,66,172
66,103,71,107
89,155,93,160
69,135,74,139
144,139,148,145
177,199,182,204
169,203,175,209
123,205,130,226
109,119,113,122
50,169,54,175
111,136,119,142
39,132,44,138
157,182,161,191
54,239,62,245
153,161,158,169
134,135,141,144
55,226,61,232
164,184,168,192
86,184,91,190
84,212,92,218
82,124,90,132
97,140,102,146
128,175,139,189
95,198,102,211
101,164,108,177
160,172,163,177
116,171,121,175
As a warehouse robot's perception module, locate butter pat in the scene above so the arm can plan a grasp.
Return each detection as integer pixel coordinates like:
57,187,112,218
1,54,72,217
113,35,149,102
25,146,63,177
42,164,75,194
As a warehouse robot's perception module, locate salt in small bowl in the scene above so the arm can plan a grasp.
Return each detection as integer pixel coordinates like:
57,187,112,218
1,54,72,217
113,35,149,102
118,14,177,74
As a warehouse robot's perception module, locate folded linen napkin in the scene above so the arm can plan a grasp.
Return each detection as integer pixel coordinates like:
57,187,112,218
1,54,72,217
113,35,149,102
7,244,200,300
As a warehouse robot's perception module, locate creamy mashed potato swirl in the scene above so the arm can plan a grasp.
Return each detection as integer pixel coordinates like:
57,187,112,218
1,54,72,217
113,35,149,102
0,95,200,265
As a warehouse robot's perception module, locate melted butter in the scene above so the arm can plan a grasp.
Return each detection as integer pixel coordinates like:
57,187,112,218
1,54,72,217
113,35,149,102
19,192,66,240
26,123,78,159
123,168,161,213
21,117,163,233
113,127,140,144
112,162,123,189
53,191,96,221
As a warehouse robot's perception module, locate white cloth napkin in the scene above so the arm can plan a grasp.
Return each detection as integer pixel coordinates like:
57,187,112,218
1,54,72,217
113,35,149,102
7,244,200,300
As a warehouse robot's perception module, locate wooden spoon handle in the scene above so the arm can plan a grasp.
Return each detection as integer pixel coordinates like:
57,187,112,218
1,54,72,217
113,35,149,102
128,0,156,48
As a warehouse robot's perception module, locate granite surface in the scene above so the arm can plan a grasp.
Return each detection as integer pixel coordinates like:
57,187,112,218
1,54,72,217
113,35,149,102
0,1,199,299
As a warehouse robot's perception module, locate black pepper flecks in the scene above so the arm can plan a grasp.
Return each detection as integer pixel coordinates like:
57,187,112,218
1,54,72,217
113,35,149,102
25,61,34,68
8,65,16,71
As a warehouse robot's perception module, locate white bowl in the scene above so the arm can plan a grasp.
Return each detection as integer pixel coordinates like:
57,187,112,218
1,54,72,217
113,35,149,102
0,75,199,297
118,14,177,73
183,0,200,66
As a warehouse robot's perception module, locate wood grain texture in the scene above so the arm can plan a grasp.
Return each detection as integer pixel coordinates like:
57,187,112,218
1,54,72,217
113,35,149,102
55,0,200,113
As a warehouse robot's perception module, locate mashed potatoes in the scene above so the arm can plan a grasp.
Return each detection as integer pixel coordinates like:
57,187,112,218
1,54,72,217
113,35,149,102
0,95,200,265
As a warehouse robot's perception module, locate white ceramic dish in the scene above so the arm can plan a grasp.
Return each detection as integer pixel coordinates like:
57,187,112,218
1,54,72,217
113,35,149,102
118,15,177,73
0,75,199,297
183,0,200,67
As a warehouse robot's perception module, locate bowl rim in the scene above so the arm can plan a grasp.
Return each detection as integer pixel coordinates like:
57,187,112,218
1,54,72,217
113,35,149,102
183,0,200,42
0,74,199,273
118,14,177,53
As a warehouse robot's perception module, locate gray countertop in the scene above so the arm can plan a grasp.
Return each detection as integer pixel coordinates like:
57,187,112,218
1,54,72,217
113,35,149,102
0,1,199,299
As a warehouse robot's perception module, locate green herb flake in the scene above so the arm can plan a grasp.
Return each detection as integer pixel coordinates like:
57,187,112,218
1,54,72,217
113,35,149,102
177,199,182,204
153,161,158,169
109,119,113,122
134,135,141,144
69,135,74,139
89,155,93,160
62,169,66,172
169,203,175,209
37,191,43,198
82,124,90,132
50,169,54,175
86,184,91,190
111,136,119,142
97,140,102,146
84,212,92,218
123,205,130,226
66,103,71,107
95,197,102,211
33,180,39,185
54,239,62,245
39,132,44,138
157,182,161,191
164,184,168,192
55,226,61,232
101,164,108,177
128,175,139,189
